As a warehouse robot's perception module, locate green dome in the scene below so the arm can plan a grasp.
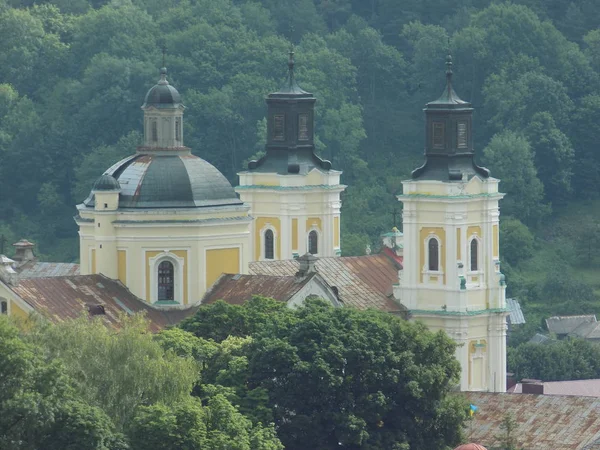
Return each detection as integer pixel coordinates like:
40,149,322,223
142,67,182,109
92,174,121,191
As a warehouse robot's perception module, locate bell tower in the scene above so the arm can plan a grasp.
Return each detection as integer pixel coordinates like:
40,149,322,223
237,50,345,260
396,53,508,392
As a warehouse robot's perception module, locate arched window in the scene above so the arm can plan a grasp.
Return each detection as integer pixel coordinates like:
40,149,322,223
1,301,7,315
151,120,158,142
308,230,318,255
428,238,439,271
470,238,479,271
264,229,274,259
175,118,181,142
158,261,174,301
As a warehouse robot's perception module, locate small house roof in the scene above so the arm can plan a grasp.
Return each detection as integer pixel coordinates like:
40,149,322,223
250,254,402,312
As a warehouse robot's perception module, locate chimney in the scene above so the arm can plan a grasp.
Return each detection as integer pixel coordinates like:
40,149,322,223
296,253,318,277
12,239,36,265
506,372,517,391
0,255,18,286
521,379,544,394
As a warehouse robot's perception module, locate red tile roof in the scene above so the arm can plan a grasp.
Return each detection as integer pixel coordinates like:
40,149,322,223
249,254,401,312
9,275,196,331
203,273,315,305
465,392,600,450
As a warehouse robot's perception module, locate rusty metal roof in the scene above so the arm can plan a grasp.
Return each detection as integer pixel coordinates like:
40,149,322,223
546,315,597,335
465,392,600,450
17,262,80,278
9,275,196,331
203,273,316,305
250,254,401,312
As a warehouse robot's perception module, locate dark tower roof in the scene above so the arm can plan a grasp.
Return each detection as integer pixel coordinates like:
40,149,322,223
411,53,490,181
246,50,332,175
142,67,182,109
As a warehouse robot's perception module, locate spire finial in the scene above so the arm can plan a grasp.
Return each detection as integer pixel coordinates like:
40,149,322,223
445,38,453,81
288,44,295,87
158,45,168,85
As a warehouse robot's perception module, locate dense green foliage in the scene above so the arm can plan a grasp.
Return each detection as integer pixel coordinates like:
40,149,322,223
180,297,469,450
1,0,600,262
0,315,282,449
508,337,600,382
0,300,470,449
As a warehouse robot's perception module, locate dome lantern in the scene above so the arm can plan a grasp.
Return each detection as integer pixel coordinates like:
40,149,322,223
141,65,185,150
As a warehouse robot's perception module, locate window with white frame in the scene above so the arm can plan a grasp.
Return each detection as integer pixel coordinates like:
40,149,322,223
0,300,7,315
264,229,274,259
428,237,440,271
308,230,318,255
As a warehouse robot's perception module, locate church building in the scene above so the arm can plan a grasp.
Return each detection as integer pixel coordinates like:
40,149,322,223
395,54,508,392
0,52,508,393
75,66,252,307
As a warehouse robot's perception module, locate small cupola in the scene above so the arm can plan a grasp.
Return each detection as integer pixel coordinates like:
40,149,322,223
248,49,332,174
92,174,121,211
412,52,489,181
92,174,121,192
141,66,185,150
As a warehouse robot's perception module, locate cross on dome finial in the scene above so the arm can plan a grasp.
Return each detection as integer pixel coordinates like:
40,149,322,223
288,45,295,87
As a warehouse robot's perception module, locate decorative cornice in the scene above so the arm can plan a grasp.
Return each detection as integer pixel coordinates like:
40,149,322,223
398,192,504,200
236,184,346,191
410,307,509,316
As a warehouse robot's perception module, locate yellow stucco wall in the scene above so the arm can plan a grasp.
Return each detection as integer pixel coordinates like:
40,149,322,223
254,217,281,260
467,225,482,238
334,216,340,247
292,218,298,250
306,217,322,231
468,339,487,389
419,227,446,283
493,224,499,257
145,250,161,302
91,249,96,274
172,250,188,305
206,248,240,288
11,301,29,320
118,250,127,285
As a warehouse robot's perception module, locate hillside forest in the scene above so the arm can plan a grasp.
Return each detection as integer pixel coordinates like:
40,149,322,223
1,0,600,338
